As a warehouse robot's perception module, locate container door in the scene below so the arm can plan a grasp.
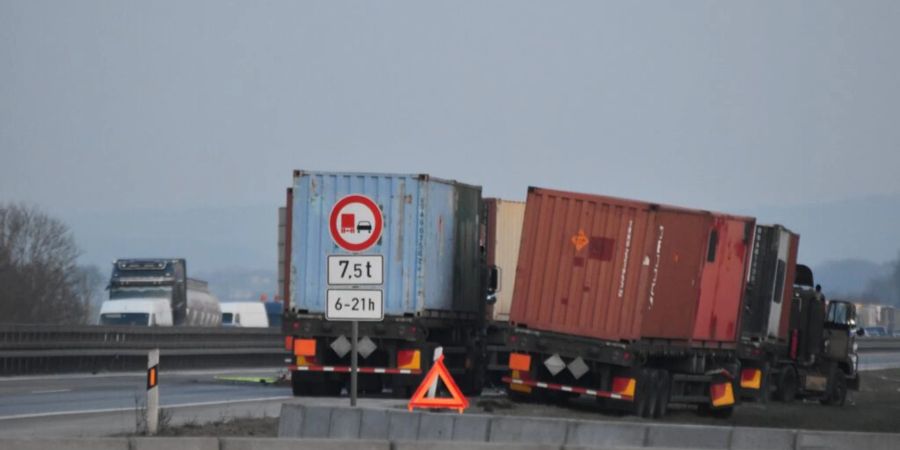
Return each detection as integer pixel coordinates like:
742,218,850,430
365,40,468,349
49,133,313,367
693,217,752,342
640,211,708,340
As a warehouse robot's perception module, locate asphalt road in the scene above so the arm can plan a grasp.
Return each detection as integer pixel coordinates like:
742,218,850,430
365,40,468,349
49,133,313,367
1,351,899,437
0,368,293,419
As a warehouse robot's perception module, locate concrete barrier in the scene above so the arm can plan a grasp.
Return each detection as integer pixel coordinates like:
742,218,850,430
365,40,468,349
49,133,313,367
645,423,731,449
487,416,568,445
387,410,421,441
394,441,562,450
796,429,900,450
451,414,490,442
220,438,390,450
131,437,219,450
0,438,128,450
563,419,646,448
329,407,363,439
275,403,900,450
730,427,796,450
359,409,389,440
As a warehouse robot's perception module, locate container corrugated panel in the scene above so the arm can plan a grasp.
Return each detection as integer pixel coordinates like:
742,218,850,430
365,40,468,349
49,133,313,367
509,187,754,343
290,171,483,316
485,199,526,321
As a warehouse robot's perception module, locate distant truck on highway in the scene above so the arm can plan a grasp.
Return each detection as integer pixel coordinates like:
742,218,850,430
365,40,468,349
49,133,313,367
99,258,221,327
221,302,269,327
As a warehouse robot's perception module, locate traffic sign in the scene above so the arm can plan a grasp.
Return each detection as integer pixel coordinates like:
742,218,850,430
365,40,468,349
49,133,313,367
329,195,383,252
327,255,383,285
326,289,384,321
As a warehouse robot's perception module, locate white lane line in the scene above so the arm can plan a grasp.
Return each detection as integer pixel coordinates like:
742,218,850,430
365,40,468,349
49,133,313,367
29,389,71,395
0,395,293,421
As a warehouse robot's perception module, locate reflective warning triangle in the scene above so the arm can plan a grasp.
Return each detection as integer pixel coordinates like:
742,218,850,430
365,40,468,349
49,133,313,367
407,354,469,414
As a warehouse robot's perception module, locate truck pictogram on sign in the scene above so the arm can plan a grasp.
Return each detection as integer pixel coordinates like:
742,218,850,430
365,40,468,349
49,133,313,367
329,194,384,252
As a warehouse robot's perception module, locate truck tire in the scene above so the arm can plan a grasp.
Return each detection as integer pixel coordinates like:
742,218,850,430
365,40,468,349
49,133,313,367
653,370,671,418
821,371,847,406
632,368,654,418
701,404,735,419
291,371,312,396
775,367,798,403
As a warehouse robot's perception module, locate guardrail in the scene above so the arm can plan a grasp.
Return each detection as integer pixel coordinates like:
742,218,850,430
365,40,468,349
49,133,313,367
857,337,900,352
0,325,285,376
1,324,898,376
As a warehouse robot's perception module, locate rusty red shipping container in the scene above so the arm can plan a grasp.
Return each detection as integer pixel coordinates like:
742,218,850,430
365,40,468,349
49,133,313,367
509,187,755,344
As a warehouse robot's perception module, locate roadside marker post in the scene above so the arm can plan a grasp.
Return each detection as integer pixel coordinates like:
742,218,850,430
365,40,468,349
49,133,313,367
146,348,160,435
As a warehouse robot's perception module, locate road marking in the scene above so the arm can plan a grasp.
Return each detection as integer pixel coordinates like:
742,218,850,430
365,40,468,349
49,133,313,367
29,389,71,394
0,395,293,421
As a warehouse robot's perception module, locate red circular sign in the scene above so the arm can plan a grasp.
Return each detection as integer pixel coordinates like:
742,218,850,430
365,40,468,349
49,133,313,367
329,194,384,252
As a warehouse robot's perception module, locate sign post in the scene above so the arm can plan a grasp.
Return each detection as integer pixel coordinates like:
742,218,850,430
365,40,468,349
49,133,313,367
351,320,358,407
327,194,385,407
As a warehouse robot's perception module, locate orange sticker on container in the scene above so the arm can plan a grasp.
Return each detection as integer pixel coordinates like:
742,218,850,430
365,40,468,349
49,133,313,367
571,229,589,252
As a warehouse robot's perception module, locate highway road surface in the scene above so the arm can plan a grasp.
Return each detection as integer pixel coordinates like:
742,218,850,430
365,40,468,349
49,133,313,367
1,351,899,437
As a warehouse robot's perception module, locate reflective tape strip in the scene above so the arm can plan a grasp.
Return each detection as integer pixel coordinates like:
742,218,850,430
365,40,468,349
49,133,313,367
289,365,421,375
501,376,633,401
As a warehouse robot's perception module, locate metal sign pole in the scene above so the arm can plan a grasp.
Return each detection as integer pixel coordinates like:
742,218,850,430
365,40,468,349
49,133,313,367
351,320,358,407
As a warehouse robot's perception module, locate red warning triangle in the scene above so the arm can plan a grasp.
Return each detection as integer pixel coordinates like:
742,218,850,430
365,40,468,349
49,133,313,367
407,354,469,414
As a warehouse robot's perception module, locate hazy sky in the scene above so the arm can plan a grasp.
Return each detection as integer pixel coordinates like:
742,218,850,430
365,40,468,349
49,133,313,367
3,1,900,271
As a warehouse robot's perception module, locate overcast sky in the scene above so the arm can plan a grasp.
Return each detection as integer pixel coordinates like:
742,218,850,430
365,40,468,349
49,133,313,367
2,1,900,270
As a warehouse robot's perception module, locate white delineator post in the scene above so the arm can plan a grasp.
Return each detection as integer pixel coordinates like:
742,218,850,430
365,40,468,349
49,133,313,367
427,346,444,398
147,349,160,435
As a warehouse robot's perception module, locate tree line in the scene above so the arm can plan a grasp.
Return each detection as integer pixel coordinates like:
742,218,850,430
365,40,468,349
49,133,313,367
0,203,103,324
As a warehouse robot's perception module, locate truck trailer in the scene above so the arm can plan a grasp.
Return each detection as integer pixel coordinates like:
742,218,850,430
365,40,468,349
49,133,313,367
504,187,754,418
99,258,221,327
281,171,494,397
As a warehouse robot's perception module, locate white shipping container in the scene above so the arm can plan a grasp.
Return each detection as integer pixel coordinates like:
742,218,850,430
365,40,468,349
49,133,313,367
486,199,526,321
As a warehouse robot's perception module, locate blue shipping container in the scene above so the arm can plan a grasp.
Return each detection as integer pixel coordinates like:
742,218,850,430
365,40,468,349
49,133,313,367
290,171,483,316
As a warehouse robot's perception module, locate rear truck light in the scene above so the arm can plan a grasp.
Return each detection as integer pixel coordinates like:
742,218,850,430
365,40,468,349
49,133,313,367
711,381,735,407
509,352,532,371
284,336,293,351
398,349,421,370
292,321,300,330
740,368,762,390
293,338,316,357
296,355,316,367
612,376,636,398
508,370,532,393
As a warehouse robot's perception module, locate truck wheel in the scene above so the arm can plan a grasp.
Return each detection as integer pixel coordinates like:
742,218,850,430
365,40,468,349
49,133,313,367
653,370,671,418
291,371,312,396
703,405,734,419
775,367,798,403
821,371,847,406
632,369,653,418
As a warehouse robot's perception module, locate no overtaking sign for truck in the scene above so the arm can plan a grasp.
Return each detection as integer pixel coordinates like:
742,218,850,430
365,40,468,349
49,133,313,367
329,194,383,252
327,194,385,408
